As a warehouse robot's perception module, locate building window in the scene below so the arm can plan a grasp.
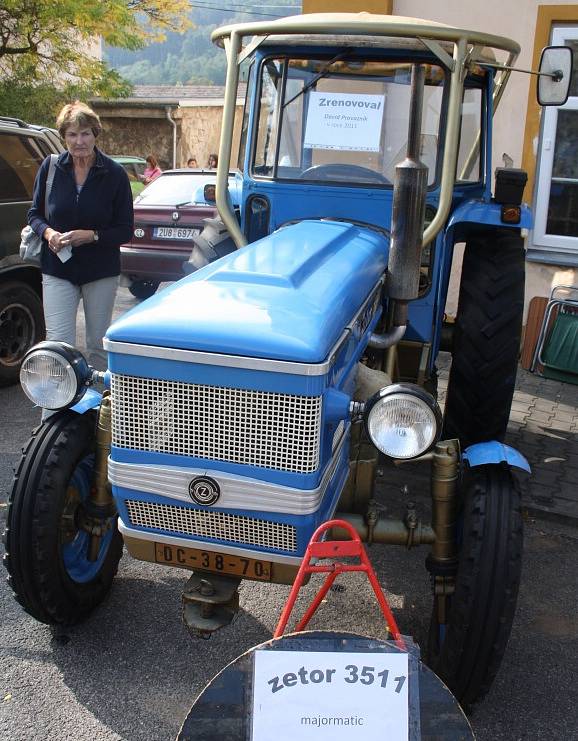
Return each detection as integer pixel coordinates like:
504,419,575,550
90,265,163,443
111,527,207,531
532,25,578,264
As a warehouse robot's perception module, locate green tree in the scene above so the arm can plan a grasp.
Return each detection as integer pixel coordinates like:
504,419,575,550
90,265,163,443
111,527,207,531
0,0,192,122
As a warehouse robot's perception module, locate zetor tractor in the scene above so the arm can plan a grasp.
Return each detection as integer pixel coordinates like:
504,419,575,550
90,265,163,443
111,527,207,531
5,15,571,707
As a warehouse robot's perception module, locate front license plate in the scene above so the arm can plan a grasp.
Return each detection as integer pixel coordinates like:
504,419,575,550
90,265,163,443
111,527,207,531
153,226,199,240
154,543,272,581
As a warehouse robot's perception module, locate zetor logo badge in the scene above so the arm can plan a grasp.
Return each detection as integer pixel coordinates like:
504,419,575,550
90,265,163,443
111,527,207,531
188,476,220,506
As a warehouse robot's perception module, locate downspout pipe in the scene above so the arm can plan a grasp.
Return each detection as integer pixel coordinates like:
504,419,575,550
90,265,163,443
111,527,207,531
165,106,177,168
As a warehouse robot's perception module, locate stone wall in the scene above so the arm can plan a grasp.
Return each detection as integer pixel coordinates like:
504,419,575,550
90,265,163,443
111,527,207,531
94,103,243,171
179,105,244,170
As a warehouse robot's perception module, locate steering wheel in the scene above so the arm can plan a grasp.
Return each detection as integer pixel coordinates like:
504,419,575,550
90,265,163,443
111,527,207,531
298,163,390,184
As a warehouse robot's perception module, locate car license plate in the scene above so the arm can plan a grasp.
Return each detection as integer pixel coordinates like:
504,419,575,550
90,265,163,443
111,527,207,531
153,226,199,240
154,543,272,581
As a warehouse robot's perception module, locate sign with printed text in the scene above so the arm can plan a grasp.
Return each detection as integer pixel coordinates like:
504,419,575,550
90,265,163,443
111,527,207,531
303,92,385,152
251,650,409,740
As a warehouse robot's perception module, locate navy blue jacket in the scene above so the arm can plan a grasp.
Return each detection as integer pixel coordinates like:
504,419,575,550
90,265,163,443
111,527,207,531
28,148,134,285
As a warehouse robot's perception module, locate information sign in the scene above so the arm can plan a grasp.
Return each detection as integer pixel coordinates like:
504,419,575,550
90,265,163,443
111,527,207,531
303,92,385,152
251,649,409,740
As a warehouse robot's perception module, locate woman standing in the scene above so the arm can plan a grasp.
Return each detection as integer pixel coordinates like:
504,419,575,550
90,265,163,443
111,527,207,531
28,101,133,371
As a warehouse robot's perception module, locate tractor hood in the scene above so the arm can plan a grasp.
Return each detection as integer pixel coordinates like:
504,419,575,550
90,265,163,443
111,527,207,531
107,220,388,364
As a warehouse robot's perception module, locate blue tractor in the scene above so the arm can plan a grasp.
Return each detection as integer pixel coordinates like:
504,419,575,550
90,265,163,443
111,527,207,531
5,15,571,707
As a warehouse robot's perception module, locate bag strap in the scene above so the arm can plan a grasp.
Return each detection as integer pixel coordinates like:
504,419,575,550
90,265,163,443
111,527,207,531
44,154,57,216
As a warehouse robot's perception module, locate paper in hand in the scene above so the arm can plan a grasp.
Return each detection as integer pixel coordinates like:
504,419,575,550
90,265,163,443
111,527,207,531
57,244,73,262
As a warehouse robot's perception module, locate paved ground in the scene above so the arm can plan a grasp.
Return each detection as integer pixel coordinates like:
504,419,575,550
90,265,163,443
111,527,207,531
434,352,578,527
1,286,578,740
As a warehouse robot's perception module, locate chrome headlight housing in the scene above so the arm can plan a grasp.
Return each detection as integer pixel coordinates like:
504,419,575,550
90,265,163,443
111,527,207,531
20,342,90,410
364,383,441,460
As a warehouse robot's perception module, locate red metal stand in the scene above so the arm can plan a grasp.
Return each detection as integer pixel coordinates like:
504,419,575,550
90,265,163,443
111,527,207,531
274,519,405,649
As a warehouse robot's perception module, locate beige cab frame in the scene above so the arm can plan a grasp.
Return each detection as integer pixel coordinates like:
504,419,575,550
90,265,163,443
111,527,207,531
211,13,520,250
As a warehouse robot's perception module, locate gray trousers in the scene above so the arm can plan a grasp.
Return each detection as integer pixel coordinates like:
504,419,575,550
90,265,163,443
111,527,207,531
42,273,118,370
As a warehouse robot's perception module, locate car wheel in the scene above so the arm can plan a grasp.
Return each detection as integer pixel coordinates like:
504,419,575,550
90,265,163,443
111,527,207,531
4,410,123,626
129,280,160,300
426,463,523,708
0,281,45,387
442,229,524,448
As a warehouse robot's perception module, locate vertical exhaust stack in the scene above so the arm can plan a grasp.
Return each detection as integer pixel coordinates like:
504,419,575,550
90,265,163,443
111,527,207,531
387,63,428,310
369,64,428,351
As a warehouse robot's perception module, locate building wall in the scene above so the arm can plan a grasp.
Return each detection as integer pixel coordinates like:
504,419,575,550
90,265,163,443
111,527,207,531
179,104,244,169
93,103,243,172
96,109,175,170
395,0,578,320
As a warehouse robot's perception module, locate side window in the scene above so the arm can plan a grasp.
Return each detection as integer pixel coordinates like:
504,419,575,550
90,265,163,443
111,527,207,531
0,133,45,202
456,87,483,182
253,60,283,175
236,60,254,172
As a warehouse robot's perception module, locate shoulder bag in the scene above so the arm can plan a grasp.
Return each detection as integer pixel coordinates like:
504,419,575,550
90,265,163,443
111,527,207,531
19,154,58,267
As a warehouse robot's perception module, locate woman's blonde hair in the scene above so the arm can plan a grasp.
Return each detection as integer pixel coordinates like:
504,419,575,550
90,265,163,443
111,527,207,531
56,101,101,138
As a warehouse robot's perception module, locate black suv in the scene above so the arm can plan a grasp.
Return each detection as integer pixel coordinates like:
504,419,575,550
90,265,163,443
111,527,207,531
0,116,63,385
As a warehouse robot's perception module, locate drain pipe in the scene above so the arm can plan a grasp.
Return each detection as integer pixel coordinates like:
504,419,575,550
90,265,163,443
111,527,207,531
165,106,177,168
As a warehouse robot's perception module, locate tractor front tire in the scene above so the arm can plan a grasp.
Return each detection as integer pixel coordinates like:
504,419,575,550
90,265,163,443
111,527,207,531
426,463,523,708
3,410,123,626
443,229,524,448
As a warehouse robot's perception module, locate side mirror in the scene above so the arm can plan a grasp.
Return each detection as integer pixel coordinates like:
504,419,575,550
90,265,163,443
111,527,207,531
204,183,216,203
537,45,573,106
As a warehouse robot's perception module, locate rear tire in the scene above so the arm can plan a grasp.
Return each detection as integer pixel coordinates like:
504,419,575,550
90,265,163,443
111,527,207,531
0,281,45,386
426,464,523,708
129,280,159,300
443,230,524,448
3,410,123,625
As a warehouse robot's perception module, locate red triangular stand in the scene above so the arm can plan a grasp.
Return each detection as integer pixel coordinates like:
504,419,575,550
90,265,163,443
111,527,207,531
274,519,406,649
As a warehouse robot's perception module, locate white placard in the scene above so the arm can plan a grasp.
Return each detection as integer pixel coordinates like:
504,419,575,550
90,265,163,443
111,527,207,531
303,92,385,152
252,650,409,740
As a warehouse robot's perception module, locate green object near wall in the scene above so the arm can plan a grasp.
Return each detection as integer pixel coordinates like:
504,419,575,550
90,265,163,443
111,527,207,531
542,311,578,385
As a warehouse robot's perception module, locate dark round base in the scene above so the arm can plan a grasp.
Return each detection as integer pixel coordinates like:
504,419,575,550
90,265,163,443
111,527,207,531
177,631,474,741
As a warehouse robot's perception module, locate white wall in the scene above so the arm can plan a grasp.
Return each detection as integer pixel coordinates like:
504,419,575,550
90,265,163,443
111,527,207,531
394,0,578,321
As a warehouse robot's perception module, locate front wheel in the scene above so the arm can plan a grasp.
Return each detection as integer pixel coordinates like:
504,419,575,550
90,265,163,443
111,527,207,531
3,410,123,625
426,464,523,708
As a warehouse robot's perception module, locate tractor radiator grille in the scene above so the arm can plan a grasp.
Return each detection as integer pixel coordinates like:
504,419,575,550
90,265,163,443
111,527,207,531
110,373,322,473
125,499,297,552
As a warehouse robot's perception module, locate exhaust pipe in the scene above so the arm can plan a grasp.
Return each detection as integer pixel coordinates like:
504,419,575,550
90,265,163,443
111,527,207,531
371,64,428,351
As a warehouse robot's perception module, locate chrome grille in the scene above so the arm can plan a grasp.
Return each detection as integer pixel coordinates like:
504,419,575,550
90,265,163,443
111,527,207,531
111,374,322,473
126,499,297,551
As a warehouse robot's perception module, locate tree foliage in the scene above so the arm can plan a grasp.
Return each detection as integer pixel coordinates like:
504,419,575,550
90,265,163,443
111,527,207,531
0,0,192,96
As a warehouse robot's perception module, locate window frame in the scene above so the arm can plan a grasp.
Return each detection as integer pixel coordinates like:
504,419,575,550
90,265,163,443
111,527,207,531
531,24,578,259
250,52,450,189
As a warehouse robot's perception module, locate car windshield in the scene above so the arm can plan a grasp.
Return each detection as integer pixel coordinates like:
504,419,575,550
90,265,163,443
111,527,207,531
136,173,213,206
253,56,446,186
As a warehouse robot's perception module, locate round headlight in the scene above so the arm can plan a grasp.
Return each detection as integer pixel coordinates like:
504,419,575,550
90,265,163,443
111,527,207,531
365,383,441,459
20,342,90,410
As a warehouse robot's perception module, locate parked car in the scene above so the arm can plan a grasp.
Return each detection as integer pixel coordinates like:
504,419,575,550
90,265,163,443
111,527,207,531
121,169,241,299
111,155,147,198
0,116,64,385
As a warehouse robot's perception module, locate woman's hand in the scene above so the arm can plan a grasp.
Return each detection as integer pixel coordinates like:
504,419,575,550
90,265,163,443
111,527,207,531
59,230,95,247
44,228,65,253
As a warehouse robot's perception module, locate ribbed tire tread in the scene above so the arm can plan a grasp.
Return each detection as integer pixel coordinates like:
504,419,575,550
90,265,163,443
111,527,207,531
443,230,525,448
3,411,122,626
427,464,523,707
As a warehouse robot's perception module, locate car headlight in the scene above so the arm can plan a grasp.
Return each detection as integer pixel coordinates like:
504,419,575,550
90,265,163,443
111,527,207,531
20,342,90,410
365,383,441,459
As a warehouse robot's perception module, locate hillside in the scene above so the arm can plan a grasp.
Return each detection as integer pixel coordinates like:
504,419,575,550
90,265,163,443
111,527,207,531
104,2,300,86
